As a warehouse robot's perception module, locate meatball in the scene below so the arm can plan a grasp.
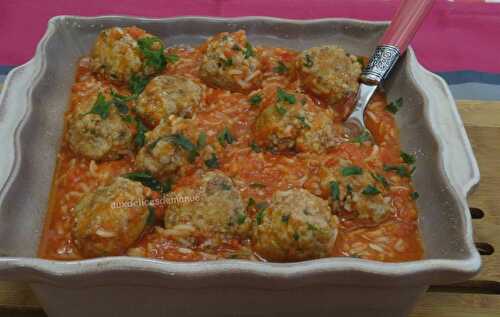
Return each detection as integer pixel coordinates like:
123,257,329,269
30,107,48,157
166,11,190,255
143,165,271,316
90,26,165,82
136,75,204,127
199,30,262,92
135,117,200,180
253,86,345,153
164,171,251,240
298,45,362,106
67,93,133,161
72,177,151,258
319,158,393,224
252,189,339,262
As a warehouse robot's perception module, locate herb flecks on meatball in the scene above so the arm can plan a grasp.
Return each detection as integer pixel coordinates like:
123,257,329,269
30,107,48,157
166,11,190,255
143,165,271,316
252,189,339,262
199,30,262,92
298,45,362,107
90,26,166,82
135,75,204,127
72,177,151,258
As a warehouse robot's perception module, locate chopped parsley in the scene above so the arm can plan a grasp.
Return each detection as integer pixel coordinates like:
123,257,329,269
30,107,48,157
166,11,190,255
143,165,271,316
169,134,199,162
217,127,236,147
385,97,403,114
128,74,150,96
273,61,288,74
146,205,156,226
110,91,131,114
362,185,381,196
165,54,179,64
293,232,300,241
137,36,166,72
86,93,111,119
281,214,290,224
122,171,171,193
410,191,420,200
352,130,371,143
275,105,287,116
236,213,247,225
384,164,412,177
232,44,241,51
243,42,254,59
356,56,365,67
256,210,265,225
204,153,219,169
250,141,262,153
307,223,318,231
197,131,207,150
277,88,296,104
247,197,256,209
341,166,363,176
296,115,310,129
371,172,389,188
220,57,233,68
134,118,148,148
249,94,262,107
329,181,340,201
401,151,416,165
303,54,314,68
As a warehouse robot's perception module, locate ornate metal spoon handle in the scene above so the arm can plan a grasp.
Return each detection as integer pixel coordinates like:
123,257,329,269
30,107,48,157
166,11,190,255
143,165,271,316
360,45,400,85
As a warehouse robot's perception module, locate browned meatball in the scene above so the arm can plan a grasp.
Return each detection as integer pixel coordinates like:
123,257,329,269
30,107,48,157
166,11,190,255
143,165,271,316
199,30,262,92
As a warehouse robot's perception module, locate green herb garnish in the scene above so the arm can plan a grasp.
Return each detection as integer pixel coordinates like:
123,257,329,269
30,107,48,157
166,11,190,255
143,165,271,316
247,197,256,209
341,166,363,176
197,131,207,150
273,61,288,74
384,164,412,177
165,54,179,64
385,97,403,114
236,213,246,225
217,127,236,147
296,115,310,129
256,210,265,225
86,93,111,119
275,105,287,116
147,205,156,226
134,118,148,148
250,141,262,153
243,42,254,59
277,88,296,104
249,94,262,107
352,130,371,143
137,36,166,72
362,185,381,196
329,181,340,201
122,171,171,193
371,172,389,188
410,191,420,200
128,74,150,96
303,54,314,68
204,153,219,169
281,214,290,224
293,232,300,241
401,151,416,165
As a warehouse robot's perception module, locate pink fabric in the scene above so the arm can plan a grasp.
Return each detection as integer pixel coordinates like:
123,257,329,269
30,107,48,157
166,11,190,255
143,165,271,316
2,0,500,72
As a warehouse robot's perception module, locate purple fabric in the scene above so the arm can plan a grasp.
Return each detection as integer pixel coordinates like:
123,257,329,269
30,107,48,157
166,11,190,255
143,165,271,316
2,0,500,72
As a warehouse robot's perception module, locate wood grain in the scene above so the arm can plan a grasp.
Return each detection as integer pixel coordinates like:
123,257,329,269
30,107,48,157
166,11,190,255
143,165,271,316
0,100,498,316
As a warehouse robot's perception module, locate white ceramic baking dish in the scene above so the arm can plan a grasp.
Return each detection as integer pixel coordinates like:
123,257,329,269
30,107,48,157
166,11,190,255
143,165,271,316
0,16,480,317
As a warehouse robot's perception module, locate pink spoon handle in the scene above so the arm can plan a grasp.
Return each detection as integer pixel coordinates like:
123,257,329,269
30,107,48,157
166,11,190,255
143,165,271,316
380,0,436,53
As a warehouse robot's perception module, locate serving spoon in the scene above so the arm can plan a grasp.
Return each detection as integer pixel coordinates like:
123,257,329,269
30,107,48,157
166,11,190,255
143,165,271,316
345,0,436,138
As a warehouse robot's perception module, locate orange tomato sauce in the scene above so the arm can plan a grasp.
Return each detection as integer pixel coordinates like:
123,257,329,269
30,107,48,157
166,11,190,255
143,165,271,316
38,44,423,262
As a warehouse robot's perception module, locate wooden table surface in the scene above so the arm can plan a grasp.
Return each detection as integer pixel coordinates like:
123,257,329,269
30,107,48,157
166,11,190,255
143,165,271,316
0,100,498,316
